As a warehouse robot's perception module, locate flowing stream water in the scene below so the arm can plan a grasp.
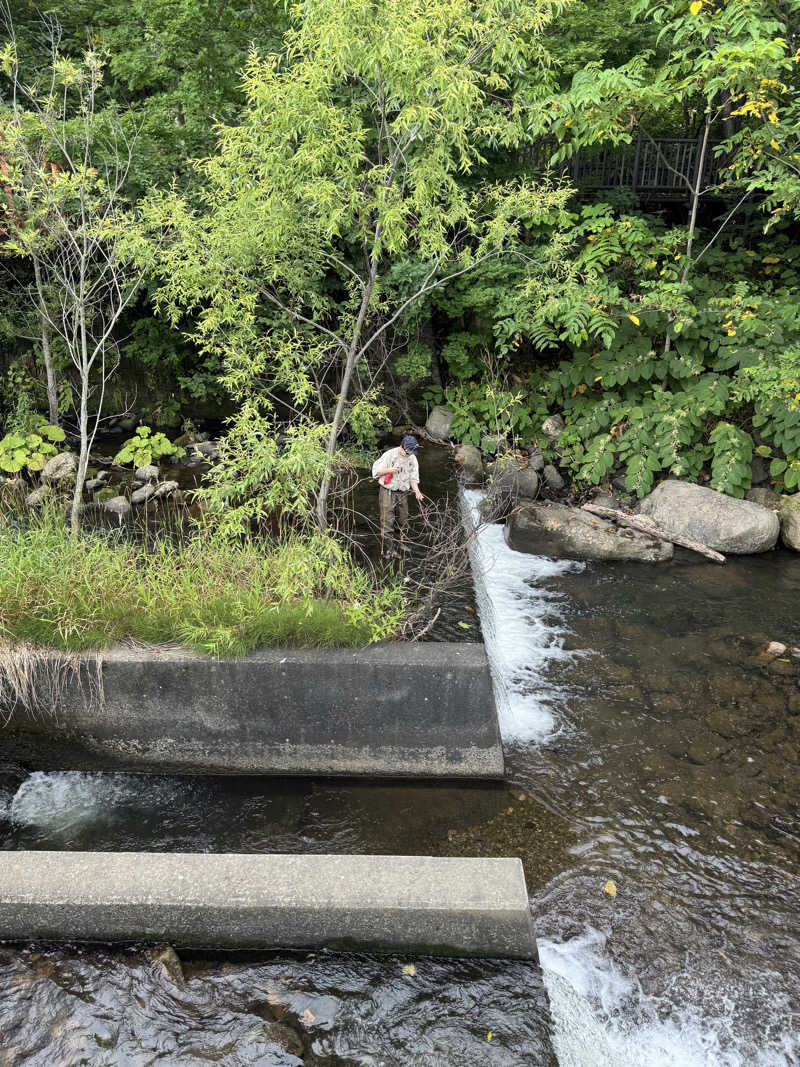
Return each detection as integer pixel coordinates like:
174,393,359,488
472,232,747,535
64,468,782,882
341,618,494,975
1,476,799,1065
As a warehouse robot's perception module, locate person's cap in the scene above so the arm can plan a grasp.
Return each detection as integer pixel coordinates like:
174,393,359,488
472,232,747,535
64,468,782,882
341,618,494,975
401,434,419,454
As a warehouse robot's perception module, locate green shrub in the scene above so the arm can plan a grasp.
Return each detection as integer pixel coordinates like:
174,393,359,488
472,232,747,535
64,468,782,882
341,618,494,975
0,423,66,474
114,426,178,468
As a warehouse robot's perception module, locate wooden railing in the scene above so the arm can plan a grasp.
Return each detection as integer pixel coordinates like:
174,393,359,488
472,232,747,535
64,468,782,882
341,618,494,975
522,135,723,195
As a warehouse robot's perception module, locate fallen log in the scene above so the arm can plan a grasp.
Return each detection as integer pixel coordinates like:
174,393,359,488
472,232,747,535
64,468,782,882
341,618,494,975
580,503,726,564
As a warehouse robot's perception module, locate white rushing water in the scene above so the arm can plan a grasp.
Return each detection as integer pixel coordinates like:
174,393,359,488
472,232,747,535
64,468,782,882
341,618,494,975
462,488,583,743
463,490,798,1067
539,932,799,1067
9,770,189,842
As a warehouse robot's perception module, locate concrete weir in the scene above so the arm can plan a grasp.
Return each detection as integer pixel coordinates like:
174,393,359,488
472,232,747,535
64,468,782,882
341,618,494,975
0,852,536,959
1,643,504,779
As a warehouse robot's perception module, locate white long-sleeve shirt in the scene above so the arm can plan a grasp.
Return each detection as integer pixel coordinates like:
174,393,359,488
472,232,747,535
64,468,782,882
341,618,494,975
372,447,420,492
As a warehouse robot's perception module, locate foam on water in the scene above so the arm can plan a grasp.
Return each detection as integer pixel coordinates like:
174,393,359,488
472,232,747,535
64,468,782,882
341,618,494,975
462,488,582,743
10,770,188,840
539,931,800,1067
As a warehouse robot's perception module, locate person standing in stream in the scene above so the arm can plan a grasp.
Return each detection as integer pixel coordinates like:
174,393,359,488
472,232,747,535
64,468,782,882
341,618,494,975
371,435,424,557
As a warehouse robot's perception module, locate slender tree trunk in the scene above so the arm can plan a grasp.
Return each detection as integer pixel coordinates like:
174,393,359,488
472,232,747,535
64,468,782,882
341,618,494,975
69,301,91,539
32,256,59,425
662,109,712,361
315,267,377,531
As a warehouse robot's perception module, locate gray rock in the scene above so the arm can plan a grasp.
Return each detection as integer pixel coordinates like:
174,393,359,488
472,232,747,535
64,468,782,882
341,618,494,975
130,483,157,506
493,456,540,499
135,465,160,484
592,492,625,511
780,497,800,552
424,406,454,441
41,452,78,486
528,452,545,472
144,944,184,986
541,414,565,440
102,495,131,518
542,464,565,491
84,478,105,494
750,455,769,486
640,480,780,554
118,415,138,433
152,480,180,500
505,502,673,562
745,487,781,510
453,444,484,483
25,485,53,507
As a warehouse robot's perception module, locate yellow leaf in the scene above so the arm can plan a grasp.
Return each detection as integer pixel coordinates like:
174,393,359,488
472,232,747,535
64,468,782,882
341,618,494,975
487,1032,493,1042
770,139,779,150
762,256,780,264
628,314,640,326
603,879,617,898
689,0,703,13
402,963,416,976
302,1009,316,1023
727,329,737,336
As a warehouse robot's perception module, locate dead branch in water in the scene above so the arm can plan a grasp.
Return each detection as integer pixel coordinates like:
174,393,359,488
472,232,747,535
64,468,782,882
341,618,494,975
580,503,726,563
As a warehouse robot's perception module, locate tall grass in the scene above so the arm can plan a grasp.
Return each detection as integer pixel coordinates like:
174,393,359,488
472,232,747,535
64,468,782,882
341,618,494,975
0,510,406,656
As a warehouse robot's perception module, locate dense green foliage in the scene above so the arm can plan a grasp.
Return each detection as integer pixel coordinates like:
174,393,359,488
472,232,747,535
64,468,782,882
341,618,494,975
1,0,799,520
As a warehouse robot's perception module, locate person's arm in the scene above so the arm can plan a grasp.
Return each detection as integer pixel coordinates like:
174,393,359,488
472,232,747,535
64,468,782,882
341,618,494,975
410,457,423,501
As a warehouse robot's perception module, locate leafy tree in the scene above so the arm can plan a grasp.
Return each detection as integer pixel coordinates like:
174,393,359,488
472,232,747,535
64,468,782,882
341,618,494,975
0,25,157,533
142,0,573,527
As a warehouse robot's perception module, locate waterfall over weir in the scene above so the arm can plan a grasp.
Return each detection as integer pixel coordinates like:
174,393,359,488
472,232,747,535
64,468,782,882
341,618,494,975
461,488,583,743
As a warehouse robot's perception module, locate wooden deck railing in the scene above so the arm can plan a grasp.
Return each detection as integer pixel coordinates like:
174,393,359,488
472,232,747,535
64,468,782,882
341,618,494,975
521,135,723,195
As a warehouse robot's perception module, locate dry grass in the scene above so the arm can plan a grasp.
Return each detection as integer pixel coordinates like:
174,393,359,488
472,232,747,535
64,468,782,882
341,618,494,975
0,641,81,724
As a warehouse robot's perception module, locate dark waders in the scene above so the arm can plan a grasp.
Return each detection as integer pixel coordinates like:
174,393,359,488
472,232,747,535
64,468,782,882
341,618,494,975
379,485,409,553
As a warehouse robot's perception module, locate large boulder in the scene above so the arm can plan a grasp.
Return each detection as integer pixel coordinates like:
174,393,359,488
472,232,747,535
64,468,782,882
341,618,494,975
640,480,780,554
453,443,484,483
41,451,78,486
780,497,800,552
424,406,454,441
130,483,157,506
505,502,673,562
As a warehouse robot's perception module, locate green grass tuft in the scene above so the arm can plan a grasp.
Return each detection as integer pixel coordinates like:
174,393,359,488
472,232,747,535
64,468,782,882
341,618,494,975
0,510,406,656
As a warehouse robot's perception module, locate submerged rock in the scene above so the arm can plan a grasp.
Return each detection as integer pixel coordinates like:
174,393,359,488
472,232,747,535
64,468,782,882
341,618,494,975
144,944,184,986
41,451,78,486
505,502,673,562
640,479,780,554
779,497,800,551
453,443,484,483
102,495,131,518
135,464,160,484
424,406,454,441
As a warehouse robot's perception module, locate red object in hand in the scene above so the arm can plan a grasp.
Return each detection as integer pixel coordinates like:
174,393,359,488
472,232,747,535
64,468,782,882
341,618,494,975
382,472,393,485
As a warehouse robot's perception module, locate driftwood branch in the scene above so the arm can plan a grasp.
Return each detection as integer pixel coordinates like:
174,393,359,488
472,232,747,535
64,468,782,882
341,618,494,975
581,503,726,564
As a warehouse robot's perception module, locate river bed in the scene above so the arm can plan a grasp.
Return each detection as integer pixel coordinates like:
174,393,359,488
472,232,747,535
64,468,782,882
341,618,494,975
1,484,799,1065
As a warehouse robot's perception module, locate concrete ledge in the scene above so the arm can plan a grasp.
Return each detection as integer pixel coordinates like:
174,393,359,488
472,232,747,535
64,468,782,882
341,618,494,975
2,643,503,779
0,852,536,959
